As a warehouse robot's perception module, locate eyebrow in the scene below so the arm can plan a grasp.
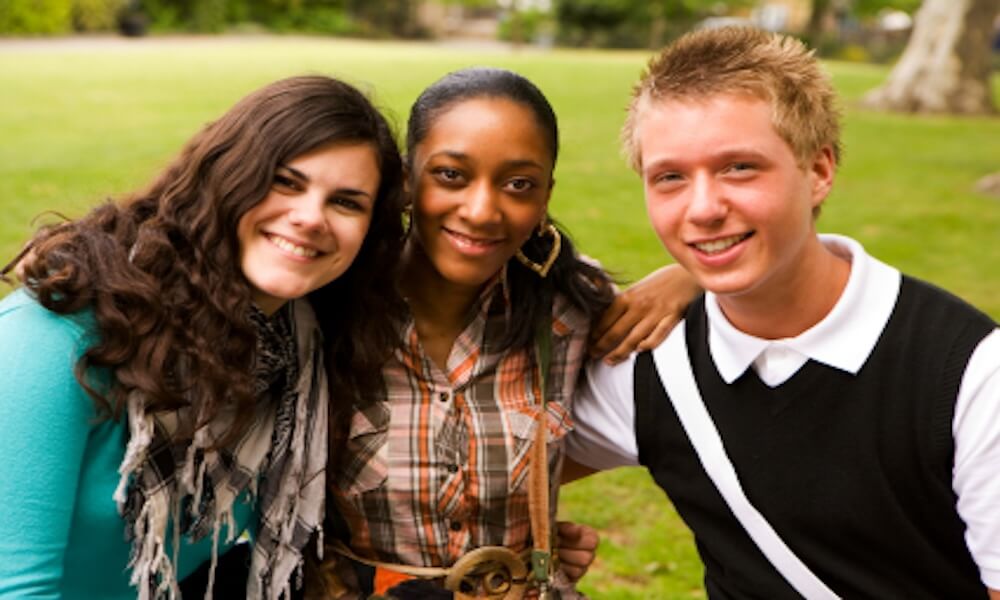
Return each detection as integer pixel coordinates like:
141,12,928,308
279,164,373,200
644,148,771,172
715,148,770,162
429,150,546,170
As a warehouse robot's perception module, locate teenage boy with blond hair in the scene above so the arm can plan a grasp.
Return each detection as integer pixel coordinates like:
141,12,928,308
566,27,1000,599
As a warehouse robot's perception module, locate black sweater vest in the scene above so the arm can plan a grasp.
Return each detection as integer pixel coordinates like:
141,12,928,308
634,276,995,599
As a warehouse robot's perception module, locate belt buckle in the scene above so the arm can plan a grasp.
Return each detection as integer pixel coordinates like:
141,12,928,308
444,546,529,599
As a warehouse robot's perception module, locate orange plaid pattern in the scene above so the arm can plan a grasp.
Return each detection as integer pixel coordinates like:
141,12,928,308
328,276,591,594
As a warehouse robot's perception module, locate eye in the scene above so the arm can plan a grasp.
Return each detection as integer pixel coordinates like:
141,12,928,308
273,172,303,192
431,167,464,185
725,162,757,177
651,171,684,188
503,177,537,193
330,195,366,212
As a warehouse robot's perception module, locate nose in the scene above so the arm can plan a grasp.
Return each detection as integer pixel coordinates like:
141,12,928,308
686,173,727,226
287,193,328,233
457,180,502,227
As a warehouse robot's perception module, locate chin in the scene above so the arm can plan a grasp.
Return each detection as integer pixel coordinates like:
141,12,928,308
443,266,497,289
689,269,754,297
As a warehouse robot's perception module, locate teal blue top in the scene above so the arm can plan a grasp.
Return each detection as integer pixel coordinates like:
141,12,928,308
0,289,255,599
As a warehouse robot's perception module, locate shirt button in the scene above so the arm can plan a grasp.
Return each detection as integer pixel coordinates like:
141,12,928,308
439,392,449,403
447,464,459,473
450,520,463,532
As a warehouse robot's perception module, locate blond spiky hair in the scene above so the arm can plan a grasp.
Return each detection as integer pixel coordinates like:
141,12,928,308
622,27,842,171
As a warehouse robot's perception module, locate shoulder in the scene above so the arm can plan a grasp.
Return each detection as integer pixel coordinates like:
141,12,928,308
894,276,996,352
900,276,995,323
582,350,639,410
551,291,592,338
0,288,97,354
0,289,101,400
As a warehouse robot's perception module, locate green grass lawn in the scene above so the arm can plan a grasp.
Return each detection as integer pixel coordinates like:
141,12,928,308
1,36,998,599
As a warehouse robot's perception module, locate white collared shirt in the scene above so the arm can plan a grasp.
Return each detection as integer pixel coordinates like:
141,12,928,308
566,234,1000,588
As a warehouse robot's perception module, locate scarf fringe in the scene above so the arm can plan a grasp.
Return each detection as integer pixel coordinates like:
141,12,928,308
114,300,328,600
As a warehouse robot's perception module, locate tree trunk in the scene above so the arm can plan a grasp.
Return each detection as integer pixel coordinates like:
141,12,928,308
863,0,999,115
648,2,666,50
805,0,833,48
977,172,1000,198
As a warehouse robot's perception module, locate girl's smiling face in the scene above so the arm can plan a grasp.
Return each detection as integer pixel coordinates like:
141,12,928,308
237,142,380,314
408,97,553,291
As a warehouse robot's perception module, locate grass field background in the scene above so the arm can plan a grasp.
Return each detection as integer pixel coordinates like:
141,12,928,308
1,36,998,598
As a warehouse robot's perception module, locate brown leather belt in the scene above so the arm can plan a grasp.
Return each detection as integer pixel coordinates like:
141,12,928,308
331,540,535,599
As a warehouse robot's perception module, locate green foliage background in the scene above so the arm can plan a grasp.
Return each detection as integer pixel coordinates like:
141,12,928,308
0,37,998,598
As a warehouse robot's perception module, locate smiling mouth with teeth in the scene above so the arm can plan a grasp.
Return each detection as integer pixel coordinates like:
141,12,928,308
444,228,502,247
692,232,753,255
267,233,319,258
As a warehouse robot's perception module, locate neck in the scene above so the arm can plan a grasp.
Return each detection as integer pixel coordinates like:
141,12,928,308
399,241,488,368
716,236,850,340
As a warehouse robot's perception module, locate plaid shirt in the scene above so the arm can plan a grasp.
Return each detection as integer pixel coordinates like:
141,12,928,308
329,275,592,574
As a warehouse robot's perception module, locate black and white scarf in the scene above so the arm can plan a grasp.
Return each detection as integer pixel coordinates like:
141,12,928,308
113,299,329,599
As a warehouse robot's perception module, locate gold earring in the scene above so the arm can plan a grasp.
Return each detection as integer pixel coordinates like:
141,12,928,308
514,220,561,278
401,204,412,237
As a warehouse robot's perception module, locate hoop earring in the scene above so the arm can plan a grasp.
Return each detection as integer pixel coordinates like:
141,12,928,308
514,219,561,278
401,204,412,238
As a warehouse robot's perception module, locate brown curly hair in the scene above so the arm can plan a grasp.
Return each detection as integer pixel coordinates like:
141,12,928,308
2,75,406,444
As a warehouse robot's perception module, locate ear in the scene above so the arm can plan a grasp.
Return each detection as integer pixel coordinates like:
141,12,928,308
808,145,836,210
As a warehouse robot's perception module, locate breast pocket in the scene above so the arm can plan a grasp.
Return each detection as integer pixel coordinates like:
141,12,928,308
506,400,573,493
336,403,390,498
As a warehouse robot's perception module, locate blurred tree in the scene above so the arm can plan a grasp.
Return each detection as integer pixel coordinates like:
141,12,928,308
863,0,999,114
554,0,753,48
555,0,631,46
73,0,127,31
0,0,73,33
346,0,425,37
851,0,923,16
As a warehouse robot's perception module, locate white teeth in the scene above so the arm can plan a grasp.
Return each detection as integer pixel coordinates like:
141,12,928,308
268,234,318,258
694,234,746,255
449,230,497,247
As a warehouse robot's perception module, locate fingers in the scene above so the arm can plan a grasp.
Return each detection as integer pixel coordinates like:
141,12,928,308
589,263,700,364
589,297,628,352
600,316,656,365
589,304,644,362
556,521,599,583
557,521,599,549
635,315,680,352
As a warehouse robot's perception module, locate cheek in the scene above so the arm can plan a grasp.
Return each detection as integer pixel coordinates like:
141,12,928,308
510,201,547,239
411,189,449,236
645,193,676,238
511,217,540,246
341,217,372,255
235,208,259,255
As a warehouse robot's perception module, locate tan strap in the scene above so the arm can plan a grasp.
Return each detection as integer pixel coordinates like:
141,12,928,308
330,539,451,579
528,309,554,587
528,408,550,556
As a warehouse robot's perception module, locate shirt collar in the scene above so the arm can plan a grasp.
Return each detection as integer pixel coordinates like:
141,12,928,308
707,234,902,383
